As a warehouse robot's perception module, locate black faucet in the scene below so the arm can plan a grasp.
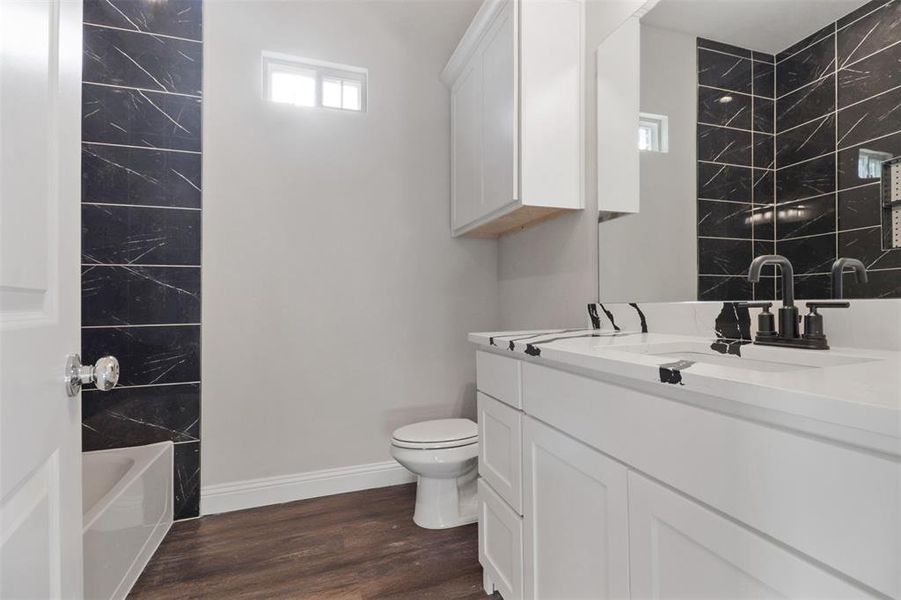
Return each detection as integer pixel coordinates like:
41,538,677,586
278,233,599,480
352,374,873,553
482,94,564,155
747,254,798,338
831,258,868,299
745,255,850,350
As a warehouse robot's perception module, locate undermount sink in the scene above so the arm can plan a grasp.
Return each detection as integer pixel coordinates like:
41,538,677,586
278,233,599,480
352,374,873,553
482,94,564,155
614,340,877,373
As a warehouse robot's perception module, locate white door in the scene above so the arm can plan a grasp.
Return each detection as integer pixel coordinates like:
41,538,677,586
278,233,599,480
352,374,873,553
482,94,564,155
1,0,84,597
522,416,630,600
628,472,873,599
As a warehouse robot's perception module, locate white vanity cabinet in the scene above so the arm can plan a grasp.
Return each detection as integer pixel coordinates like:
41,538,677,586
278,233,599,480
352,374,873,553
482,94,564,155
476,352,525,599
474,349,895,599
442,0,583,238
627,473,871,599
522,416,630,599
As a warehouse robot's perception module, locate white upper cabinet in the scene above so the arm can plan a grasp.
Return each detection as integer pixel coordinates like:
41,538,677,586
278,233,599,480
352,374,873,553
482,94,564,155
443,0,583,238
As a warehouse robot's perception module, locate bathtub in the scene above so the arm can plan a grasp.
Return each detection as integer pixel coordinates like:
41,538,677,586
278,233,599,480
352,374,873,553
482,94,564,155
83,442,174,600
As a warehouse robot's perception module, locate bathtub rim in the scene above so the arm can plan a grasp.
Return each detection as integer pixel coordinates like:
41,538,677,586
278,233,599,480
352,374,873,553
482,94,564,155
82,441,174,532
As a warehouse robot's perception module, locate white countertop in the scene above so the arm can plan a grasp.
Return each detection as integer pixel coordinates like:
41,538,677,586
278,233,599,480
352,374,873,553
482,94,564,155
470,329,901,449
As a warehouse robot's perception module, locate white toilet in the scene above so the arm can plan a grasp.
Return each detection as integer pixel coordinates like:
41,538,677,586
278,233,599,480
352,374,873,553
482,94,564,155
390,418,479,529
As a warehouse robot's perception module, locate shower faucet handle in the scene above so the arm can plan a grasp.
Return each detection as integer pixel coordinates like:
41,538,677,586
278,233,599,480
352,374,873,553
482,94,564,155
65,354,120,397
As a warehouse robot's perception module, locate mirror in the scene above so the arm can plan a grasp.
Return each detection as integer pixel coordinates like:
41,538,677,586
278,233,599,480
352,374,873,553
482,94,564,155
596,0,901,302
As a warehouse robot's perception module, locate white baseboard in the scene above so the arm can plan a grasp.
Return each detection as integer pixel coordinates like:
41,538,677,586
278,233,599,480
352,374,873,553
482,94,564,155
200,460,415,516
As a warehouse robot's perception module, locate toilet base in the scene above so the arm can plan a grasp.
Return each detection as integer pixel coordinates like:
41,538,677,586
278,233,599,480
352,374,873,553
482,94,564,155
412,470,478,529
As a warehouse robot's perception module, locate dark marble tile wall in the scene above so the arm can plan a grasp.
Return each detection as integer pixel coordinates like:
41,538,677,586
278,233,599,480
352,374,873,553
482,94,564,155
771,0,901,299
697,0,901,300
81,0,203,520
696,39,776,301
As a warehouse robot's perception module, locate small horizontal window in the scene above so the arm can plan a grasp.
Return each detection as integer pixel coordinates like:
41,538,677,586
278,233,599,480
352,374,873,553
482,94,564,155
263,52,367,112
639,112,668,153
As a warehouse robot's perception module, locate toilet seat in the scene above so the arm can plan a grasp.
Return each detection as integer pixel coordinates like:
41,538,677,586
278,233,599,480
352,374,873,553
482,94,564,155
391,418,478,450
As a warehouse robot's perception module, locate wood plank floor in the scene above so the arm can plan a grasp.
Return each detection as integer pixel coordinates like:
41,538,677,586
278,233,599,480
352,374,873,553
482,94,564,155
130,483,497,599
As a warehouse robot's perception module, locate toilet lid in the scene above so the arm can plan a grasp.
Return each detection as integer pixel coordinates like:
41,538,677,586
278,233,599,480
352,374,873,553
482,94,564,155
392,419,477,449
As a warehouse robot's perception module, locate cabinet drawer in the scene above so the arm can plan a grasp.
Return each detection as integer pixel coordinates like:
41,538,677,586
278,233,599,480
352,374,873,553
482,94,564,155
478,392,522,513
628,472,872,598
477,350,522,408
479,478,523,600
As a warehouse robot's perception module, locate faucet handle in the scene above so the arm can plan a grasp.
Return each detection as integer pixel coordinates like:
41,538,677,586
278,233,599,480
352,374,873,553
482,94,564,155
801,301,850,348
738,301,773,310
805,301,850,312
738,301,776,337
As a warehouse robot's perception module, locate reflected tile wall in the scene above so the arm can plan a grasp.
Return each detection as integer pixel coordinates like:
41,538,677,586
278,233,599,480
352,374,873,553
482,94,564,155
696,39,775,301
81,0,203,520
698,0,901,300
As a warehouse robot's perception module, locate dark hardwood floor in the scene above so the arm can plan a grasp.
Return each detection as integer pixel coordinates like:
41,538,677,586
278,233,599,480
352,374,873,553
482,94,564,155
130,483,496,599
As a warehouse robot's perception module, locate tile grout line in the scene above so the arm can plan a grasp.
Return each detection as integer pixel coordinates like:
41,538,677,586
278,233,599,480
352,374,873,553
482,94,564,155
82,141,201,155
82,80,202,99
698,45,774,65
83,202,201,211
82,263,201,268
82,323,201,329
83,21,203,44
82,381,201,391
699,83,772,101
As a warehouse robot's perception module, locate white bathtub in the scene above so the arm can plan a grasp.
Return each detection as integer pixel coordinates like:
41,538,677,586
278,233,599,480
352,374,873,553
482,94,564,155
83,442,174,600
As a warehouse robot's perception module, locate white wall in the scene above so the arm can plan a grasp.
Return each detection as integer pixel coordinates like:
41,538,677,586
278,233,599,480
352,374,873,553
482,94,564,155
498,0,646,330
597,24,697,302
201,0,496,489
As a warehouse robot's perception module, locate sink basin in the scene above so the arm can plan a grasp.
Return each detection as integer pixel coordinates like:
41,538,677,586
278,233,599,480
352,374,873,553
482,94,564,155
614,340,877,373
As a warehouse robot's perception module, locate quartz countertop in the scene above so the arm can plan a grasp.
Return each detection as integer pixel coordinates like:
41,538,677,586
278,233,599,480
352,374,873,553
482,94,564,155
470,328,901,452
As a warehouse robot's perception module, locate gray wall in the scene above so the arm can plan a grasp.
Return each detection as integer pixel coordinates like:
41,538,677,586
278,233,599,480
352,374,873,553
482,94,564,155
201,0,497,488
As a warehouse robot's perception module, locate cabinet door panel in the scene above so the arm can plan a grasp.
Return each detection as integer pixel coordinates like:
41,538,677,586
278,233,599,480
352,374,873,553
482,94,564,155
479,478,523,600
522,416,629,599
628,472,874,599
480,0,516,214
478,392,522,513
451,60,482,230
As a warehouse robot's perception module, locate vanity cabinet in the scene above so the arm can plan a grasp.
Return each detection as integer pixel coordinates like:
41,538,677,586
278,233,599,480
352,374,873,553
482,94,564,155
442,0,583,238
522,416,629,599
628,473,869,599
474,350,893,599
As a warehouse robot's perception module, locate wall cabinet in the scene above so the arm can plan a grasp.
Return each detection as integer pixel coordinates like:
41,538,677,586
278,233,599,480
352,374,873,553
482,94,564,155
474,350,888,599
442,0,583,238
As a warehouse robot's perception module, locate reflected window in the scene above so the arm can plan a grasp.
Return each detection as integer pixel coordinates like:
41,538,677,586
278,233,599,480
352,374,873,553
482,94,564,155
264,52,367,113
639,113,668,153
858,148,892,179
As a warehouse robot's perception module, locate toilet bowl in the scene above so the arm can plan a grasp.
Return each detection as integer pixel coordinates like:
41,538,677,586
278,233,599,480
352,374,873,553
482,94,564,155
390,418,478,529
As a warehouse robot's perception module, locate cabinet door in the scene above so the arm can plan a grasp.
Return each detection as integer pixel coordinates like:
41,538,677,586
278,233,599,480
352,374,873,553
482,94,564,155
480,478,523,600
628,472,874,599
480,0,516,215
451,59,482,230
522,417,629,600
478,392,522,513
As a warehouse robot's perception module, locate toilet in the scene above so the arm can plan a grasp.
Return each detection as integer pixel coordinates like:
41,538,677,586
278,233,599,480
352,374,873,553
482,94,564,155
390,418,479,529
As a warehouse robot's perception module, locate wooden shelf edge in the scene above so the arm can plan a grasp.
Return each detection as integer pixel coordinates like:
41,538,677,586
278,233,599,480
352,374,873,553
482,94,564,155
457,206,577,238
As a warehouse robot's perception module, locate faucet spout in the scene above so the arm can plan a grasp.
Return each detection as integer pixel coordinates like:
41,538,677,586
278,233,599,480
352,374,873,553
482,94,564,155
831,258,868,299
748,255,795,306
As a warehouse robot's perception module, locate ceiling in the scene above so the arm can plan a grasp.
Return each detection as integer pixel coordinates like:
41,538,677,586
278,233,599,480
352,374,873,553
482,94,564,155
642,0,870,55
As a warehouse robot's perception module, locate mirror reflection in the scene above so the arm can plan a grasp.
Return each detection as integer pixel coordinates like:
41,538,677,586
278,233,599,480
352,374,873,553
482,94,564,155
597,0,901,302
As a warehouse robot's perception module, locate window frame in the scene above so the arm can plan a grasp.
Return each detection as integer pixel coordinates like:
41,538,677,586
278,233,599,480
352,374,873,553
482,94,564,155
262,51,368,113
638,112,669,153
